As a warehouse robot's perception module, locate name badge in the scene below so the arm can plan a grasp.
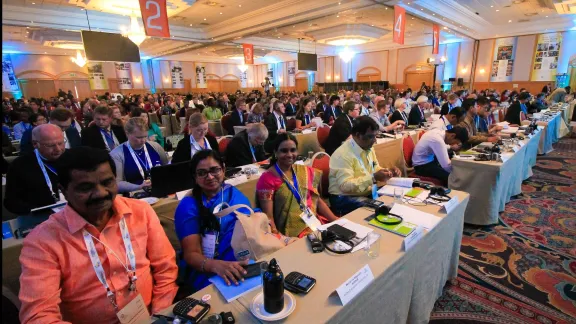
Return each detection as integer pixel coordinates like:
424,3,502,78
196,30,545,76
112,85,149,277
116,294,150,324
300,208,322,232
201,232,217,259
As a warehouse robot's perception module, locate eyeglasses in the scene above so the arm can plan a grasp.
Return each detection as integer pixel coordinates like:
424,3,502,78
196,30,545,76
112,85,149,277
195,166,223,178
278,148,297,153
37,138,67,149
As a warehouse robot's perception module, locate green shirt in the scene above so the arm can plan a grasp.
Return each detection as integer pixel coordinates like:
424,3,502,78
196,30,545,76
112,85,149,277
202,107,223,121
148,122,165,147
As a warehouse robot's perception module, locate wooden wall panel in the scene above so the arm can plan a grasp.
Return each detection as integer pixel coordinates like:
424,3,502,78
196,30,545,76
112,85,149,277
472,81,550,94
18,80,56,99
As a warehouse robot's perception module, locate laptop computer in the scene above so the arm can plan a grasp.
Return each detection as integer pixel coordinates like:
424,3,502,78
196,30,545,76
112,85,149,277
150,161,195,198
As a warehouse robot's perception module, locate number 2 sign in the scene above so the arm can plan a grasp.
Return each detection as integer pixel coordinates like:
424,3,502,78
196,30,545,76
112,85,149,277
393,5,406,45
139,0,170,38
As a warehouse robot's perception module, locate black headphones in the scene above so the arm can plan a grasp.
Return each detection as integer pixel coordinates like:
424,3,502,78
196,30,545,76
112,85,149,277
428,186,452,201
318,230,354,254
374,205,403,225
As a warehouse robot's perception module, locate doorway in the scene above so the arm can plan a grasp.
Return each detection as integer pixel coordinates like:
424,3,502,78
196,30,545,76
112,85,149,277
405,72,433,91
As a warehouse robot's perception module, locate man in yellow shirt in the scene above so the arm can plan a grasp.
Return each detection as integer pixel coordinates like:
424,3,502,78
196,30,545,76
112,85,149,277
329,116,400,215
201,98,223,121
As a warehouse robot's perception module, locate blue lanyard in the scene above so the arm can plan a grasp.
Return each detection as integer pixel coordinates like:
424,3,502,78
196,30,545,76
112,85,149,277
279,116,285,129
441,116,452,130
274,164,304,210
248,141,257,163
304,114,310,125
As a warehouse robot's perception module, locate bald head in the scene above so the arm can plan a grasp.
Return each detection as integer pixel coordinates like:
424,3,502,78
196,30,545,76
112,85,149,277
32,124,65,161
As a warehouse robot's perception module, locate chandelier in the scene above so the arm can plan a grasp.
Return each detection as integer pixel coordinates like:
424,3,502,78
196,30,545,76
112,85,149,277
71,50,87,67
339,46,355,63
122,16,147,46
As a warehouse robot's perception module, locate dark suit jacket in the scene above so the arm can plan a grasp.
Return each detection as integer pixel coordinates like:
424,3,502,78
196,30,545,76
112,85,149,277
408,105,425,126
227,110,246,135
285,103,298,117
171,134,219,164
218,100,231,114
440,102,452,116
324,114,354,156
316,102,328,115
4,152,60,214
323,106,343,124
390,110,409,124
81,124,127,151
504,102,522,125
541,85,551,94
20,127,82,154
225,130,267,167
264,112,286,153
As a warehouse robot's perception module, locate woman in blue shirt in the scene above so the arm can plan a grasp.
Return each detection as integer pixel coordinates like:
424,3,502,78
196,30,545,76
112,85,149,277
175,150,251,291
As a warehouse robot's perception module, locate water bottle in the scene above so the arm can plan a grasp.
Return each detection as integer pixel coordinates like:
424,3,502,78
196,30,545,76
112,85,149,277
263,258,284,314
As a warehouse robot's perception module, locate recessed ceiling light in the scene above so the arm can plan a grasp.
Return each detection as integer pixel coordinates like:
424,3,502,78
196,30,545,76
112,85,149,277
420,8,423,11
432,13,435,15
371,24,374,26
204,18,207,20
81,8,84,10
277,36,280,38
338,2,341,4
508,20,512,23
490,5,494,7
190,24,193,26
44,52,47,54
385,7,388,10
336,15,339,17
545,15,548,17
219,12,222,14
496,9,499,11
411,17,415,19
32,2,35,4
238,4,241,7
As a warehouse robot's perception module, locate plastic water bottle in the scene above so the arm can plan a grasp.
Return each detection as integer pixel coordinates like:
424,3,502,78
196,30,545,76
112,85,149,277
263,258,284,314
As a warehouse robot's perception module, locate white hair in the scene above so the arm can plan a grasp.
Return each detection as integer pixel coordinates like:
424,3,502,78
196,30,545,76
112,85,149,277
394,98,407,109
417,95,428,104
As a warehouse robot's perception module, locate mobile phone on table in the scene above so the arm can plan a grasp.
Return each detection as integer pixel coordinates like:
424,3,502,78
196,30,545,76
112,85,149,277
172,298,210,323
242,261,267,279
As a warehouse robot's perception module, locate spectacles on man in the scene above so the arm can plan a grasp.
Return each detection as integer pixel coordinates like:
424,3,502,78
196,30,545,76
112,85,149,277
36,138,67,149
195,166,223,178
278,148,297,154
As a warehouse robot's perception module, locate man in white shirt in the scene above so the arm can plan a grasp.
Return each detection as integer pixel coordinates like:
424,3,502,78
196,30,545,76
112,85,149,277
412,127,469,186
429,107,464,131
360,97,371,116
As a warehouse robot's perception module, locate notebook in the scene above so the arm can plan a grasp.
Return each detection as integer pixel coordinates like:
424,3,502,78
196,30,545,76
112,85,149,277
209,262,262,303
365,216,417,237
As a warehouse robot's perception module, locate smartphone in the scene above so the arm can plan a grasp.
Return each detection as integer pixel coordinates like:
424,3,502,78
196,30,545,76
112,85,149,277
242,261,267,279
2,222,13,239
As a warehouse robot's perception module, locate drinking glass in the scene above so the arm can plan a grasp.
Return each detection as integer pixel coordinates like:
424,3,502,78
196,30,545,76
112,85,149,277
394,188,404,204
364,232,381,258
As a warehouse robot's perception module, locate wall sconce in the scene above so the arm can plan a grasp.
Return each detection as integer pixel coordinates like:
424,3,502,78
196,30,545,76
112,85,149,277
440,56,447,63
479,68,486,74
249,79,253,83
279,77,283,82
238,64,248,72
164,78,169,83
461,68,467,73
326,75,331,80
134,78,141,83
335,75,340,80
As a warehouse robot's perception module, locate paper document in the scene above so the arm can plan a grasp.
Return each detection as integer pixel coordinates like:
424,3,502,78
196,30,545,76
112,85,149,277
430,114,441,121
318,218,373,253
501,127,519,134
387,177,418,188
389,204,442,230
496,121,510,129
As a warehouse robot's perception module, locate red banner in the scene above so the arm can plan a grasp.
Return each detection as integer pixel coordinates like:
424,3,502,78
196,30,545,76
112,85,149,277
393,5,406,45
243,44,254,65
432,24,440,54
139,0,170,38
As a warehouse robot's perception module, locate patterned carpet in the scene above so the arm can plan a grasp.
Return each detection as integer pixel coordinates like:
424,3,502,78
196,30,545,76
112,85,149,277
430,134,576,324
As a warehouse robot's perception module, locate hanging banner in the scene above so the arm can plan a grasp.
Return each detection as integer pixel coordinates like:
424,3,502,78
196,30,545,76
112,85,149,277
288,61,296,87
139,0,170,38
195,63,207,88
1,54,20,92
393,5,406,45
432,24,440,55
170,61,184,88
243,44,254,65
267,64,274,80
490,37,517,82
114,62,133,89
87,62,108,90
240,70,247,88
530,32,562,81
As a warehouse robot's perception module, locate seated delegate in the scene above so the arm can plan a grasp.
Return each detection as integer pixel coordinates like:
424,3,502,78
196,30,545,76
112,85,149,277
256,134,338,237
429,107,464,131
175,150,252,290
130,107,165,147
323,101,360,156
110,117,168,193
459,97,499,146
81,105,128,151
412,127,469,186
329,116,401,216
225,123,269,167
505,92,531,125
172,113,219,164
369,100,405,132
322,95,343,125
201,98,223,121
264,101,287,153
295,98,317,129
4,124,65,215
19,147,178,324
408,96,429,126
18,113,47,153
227,99,247,135
390,98,409,125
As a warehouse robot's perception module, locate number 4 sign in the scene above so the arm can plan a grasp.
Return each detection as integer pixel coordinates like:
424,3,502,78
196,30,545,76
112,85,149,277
139,0,170,38
393,5,406,45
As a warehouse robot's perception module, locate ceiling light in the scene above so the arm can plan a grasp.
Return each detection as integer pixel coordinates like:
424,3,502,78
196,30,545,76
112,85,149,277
32,2,35,4
238,4,241,7
121,16,147,46
71,50,87,67
326,38,368,46
479,68,485,74
443,27,448,29
44,52,47,54
496,9,499,12
508,20,512,22
385,7,388,10
491,5,494,7
420,8,423,11
190,24,193,26
339,46,355,63
411,17,415,20
220,12,223,14
371,24,374,26
336,15,340,17
432,13,435,15
545,16,548,17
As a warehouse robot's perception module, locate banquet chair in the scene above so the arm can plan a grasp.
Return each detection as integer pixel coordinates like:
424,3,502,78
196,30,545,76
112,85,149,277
403,136,444,186
311,152,330,197
317,126,331,149
498,110,505,123
220,114,232,135
418,130,426,140
218,136,233,156
287,118,297,131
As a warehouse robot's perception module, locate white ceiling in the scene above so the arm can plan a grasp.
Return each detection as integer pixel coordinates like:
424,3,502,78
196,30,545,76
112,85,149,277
2,0,575,63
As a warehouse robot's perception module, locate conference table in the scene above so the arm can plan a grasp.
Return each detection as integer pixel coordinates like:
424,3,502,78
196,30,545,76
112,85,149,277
448,128,542,225
157,190,470,324
521,109,569,155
